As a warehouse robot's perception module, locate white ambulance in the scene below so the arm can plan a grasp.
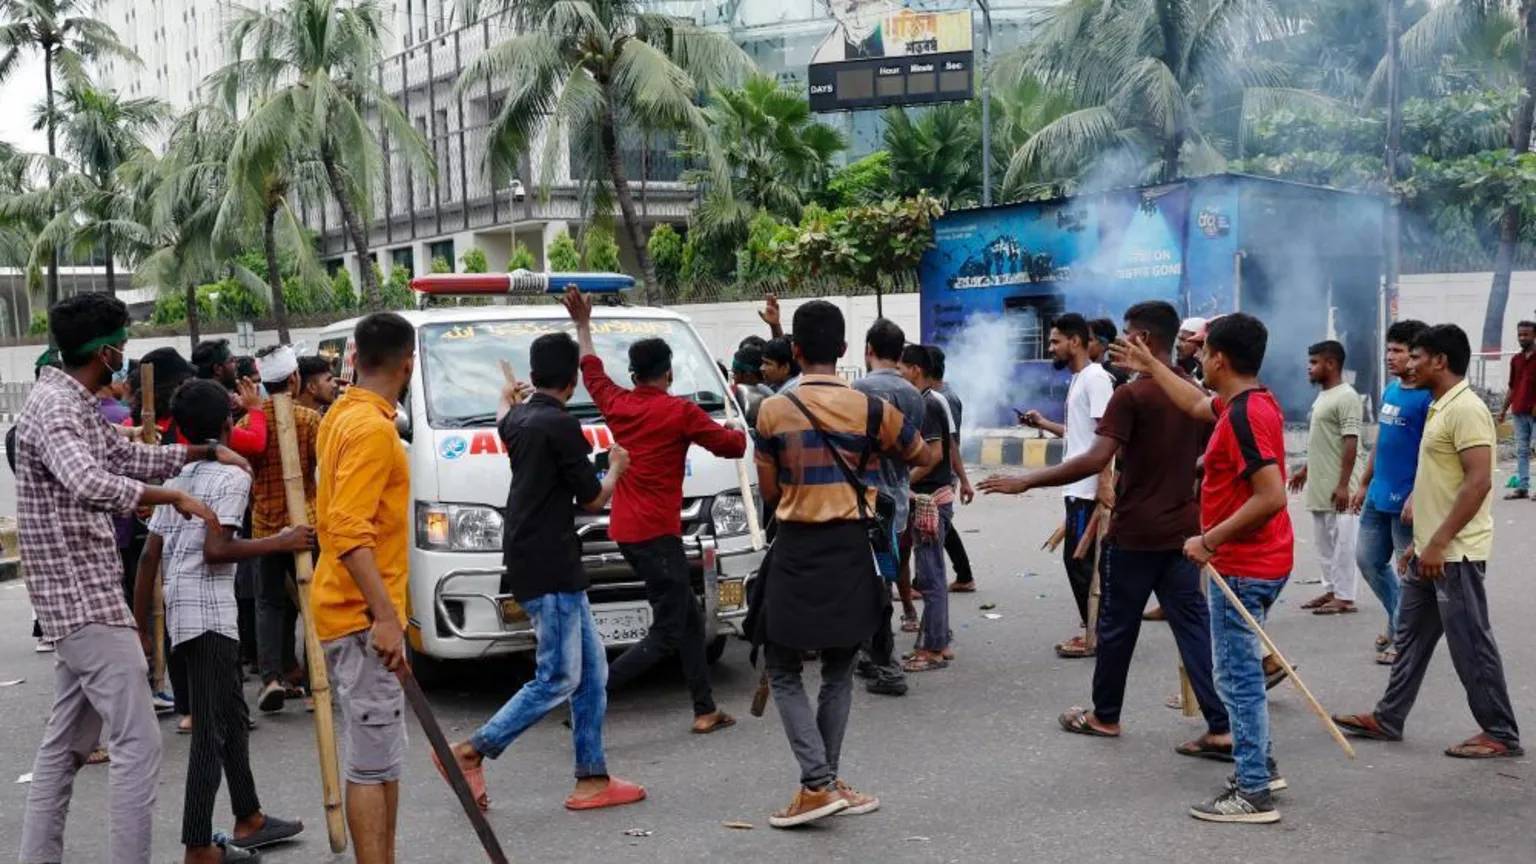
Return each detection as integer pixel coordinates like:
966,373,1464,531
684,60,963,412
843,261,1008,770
316,285,762,684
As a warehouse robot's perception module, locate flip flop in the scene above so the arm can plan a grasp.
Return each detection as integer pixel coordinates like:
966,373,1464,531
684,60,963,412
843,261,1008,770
565,776,647,811
1299,593,1335,610
1445,733,1525,759
1054,640,1094,659
900,615,920,633
432,748,491,811
1375,649,1397,666
1174,738,1234,762
85,748,110,765
1332,712,1400,741
1058,707,1118,738
1312,602,1358,615
901,655,948,673
691,712,736,735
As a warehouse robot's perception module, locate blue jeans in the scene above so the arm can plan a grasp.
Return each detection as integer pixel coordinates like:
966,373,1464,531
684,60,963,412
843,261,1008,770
1354,503,1412,638
1208,574,1288,795
469,591,608,778
1514,414,1533,491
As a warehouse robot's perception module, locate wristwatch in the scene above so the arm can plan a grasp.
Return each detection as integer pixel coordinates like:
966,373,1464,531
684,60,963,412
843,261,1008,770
202,440,221,460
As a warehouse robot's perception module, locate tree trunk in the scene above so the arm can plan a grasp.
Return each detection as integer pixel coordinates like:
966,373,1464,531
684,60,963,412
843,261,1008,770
598,94,659,302
321,148,381,311
1154,0,1184,183
1483,1,1536,354
1383,0,1403,321
186,282,201,347
264,203,291,344
104,234,116,296
43,49,60,310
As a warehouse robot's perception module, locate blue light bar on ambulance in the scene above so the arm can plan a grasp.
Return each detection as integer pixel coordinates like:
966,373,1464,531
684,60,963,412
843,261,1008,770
410,269,635,297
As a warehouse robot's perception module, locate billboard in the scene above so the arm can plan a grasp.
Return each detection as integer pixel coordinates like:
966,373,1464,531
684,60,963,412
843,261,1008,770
807,3,974,112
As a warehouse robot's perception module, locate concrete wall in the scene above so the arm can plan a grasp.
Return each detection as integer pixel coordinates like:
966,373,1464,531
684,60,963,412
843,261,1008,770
1398,272,1536,393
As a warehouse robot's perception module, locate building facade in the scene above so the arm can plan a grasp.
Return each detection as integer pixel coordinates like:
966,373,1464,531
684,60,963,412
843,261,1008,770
92,1,1050,288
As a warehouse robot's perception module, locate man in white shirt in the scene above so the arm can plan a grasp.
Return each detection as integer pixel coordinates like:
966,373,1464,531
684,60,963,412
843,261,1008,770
1020,313,1115,658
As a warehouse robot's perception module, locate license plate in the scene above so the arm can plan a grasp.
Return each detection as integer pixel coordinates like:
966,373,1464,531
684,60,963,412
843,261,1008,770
717,579,745,609
593,606,652,644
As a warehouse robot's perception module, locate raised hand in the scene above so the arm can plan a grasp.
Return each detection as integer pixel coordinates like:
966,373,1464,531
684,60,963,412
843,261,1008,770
560,285,593,327
1108,333,1158,376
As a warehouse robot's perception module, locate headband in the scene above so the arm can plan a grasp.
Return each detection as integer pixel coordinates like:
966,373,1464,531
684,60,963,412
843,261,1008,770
34,347,60,369
61,327,128,363
258,345,299,383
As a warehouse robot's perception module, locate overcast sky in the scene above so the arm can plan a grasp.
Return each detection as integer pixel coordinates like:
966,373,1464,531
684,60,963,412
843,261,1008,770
0,54,49,154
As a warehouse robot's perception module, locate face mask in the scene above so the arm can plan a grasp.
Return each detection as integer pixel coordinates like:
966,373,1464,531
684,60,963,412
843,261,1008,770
111,365,129,385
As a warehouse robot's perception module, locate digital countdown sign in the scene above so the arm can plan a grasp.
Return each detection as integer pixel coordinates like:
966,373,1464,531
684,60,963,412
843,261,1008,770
807,4,975,112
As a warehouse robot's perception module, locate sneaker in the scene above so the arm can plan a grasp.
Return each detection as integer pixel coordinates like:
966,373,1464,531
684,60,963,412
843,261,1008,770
854,657,879,680
865,675,908,697
257,680,286,713
1189,787,1280,824
768,786,849,828
34,641,54,654
152,691,175,714
1224,760,1288,794
833,779,880,816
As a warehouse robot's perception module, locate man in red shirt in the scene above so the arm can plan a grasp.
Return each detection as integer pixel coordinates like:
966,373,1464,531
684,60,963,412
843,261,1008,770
1498,320,1536,499
1114,312,1293,825
562,289,747,734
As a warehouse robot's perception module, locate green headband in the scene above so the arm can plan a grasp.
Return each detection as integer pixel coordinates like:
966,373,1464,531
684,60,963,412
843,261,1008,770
34,347,60,369
62,327,128,363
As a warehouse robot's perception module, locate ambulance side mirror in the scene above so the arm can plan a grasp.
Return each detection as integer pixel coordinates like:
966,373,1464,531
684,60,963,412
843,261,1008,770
395,403,413,442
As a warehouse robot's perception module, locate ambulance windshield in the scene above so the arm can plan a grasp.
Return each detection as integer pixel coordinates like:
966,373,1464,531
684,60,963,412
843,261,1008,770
419,317,727,427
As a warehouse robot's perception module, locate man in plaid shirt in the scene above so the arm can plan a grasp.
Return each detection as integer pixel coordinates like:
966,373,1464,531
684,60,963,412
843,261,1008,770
16,294,247,864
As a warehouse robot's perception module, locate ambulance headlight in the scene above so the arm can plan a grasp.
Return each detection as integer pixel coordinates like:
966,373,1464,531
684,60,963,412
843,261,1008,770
710,492,749,538
416,503,504,552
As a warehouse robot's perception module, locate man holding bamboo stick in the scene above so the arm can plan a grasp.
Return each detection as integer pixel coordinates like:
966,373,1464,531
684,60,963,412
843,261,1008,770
1017,313,1115,659
312,312,416,864
16,294,249,864
1112,313,1294,825
980,301,1231,760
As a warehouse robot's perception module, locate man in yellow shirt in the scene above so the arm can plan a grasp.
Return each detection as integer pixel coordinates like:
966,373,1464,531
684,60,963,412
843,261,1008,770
1334,324,1522,760
312,312,415,863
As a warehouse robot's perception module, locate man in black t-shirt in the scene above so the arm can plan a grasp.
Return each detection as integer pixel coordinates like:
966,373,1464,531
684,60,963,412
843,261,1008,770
981,302,1232,758
900,345,955,673
442,332,647,813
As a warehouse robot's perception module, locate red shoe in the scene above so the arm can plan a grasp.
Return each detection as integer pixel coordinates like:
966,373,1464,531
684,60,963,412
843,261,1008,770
565,777,647,811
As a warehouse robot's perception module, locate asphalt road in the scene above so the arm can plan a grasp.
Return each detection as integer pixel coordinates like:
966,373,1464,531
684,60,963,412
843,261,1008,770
0,480,1532,863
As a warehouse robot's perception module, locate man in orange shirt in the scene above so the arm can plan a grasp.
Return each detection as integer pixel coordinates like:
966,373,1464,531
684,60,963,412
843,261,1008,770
312,313,415,864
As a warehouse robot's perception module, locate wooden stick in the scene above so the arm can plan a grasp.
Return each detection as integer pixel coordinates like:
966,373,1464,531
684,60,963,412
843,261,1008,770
1083,504,1109,652
1202,564,1356,759
1042,521,1066,552
1072,509,1102,560
271,394,347,852
717,370,764,551
397,665,511,864
140,363,166,690
1178,664,1198,718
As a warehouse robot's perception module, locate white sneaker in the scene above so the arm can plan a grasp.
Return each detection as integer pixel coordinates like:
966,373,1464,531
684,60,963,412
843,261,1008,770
34,641,54,654
152,691,175,713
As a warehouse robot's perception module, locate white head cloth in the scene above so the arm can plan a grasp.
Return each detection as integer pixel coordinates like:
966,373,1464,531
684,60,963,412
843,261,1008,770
258,345,299,383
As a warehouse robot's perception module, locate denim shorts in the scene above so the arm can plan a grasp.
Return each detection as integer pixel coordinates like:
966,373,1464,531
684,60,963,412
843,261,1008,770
324,630,407,784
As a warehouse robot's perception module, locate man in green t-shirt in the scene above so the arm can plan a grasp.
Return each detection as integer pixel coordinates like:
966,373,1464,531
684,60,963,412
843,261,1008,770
1290,341,1362,615
1332,324,1521,759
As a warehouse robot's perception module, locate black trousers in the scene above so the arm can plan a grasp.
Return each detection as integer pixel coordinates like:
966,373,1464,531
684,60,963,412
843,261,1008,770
609,536,717,717
1092,546,1229,733
946,525,973,584
175,633,260,847
1062,497,1098,626
256,553,301,686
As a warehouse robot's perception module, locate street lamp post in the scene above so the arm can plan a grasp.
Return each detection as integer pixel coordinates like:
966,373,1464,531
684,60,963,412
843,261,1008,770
977,0,994,207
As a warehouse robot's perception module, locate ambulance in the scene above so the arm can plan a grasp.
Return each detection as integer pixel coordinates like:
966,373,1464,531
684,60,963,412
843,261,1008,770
316,272,763,684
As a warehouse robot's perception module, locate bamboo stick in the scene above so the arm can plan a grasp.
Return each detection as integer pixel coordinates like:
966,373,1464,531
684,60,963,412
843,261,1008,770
1178,664,1198,718
1202,564,1356,759
1042,521,1066,551
140,363,165,690
1083,504,1109,652
271,394,347,852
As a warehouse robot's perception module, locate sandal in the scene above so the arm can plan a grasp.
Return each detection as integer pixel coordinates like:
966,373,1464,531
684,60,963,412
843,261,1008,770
900,615,919,633
901,654,949,673
1332,712,1400,742
1058,707,1118,738
1445,733,1525,759
1054,636,1094,659
1374,634,1391,651
1174,737,1234,762
1299,592,1335,610
432,748,491,811
1375,648,1397,666
691,711,736,735
85,747,110,766
1312,600,1357,615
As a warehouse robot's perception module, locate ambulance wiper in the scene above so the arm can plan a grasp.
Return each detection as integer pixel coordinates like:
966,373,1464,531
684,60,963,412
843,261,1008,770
440,413,500,428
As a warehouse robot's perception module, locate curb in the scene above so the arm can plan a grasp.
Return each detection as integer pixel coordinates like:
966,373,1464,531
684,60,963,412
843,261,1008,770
964,434,1065,468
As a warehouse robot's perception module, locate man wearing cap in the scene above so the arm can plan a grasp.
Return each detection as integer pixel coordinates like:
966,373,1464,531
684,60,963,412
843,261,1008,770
1178,318,1208,383
243,345,324,713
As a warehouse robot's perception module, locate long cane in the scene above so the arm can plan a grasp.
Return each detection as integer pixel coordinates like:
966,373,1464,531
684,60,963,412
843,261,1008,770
140,364,166,691
271,394,347,852
1201,564,1356,759
1080,504,1109,653
719,380,764,551
396,665,511,864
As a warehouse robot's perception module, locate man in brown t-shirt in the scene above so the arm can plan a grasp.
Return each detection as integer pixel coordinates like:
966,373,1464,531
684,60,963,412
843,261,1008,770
981,301,1232,757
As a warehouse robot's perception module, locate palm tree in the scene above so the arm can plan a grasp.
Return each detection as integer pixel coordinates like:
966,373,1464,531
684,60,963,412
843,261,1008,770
688,74,845,254
212,0,429,311
1380,0,1533,352
461,0,751,300
0,0,137,307
883,104,982,207
1000,0,1333,190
